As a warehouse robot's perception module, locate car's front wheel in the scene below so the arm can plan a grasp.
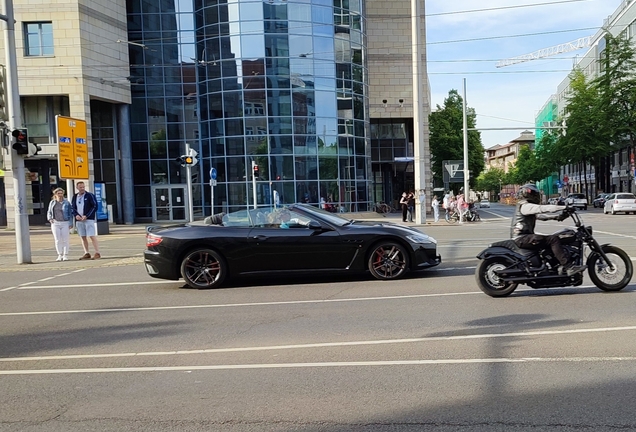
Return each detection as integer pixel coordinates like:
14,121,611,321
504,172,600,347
180,248,227,289
368,242,408,280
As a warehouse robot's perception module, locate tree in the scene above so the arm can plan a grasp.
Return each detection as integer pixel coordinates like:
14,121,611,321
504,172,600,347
475,167,505,196
429,90,485,188
558,68,609,197
593,30,636,192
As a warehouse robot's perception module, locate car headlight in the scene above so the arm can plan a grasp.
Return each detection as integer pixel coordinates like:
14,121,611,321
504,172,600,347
406,234,437,244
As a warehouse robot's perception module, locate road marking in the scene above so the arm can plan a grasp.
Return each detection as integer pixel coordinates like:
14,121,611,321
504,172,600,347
3,325,636,363
15,280,181,290
0,291,482,316
594,230,636,240
1,282,633,317
478,209,508,219
2,356,636,375
0,268,87,292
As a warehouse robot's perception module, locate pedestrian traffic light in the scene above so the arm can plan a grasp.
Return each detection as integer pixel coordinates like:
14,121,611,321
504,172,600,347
12,128,28,155
184,155,195,165
176,155,186,166
253,164,259,180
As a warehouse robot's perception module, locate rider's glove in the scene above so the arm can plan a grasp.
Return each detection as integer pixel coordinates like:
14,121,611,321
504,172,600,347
556,211,568,221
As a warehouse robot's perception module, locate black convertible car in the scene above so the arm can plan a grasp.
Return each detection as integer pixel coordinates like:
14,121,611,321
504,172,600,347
144,204,441,289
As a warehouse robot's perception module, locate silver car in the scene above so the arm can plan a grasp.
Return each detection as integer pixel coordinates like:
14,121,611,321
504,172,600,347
603,193,636,215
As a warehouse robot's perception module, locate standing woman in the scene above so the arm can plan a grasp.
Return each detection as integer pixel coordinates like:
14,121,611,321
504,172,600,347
47,187,73,261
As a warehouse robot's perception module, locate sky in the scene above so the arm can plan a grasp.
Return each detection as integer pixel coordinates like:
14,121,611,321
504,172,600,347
425,0,623,149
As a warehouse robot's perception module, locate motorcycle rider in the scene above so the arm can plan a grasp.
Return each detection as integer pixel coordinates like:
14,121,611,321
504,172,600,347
511,184,587,276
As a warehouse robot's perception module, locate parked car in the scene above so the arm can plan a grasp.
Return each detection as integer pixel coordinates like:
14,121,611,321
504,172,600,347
144,204,442,289
603,193,636,215
479,199,490,208
592,193,609,208
565,193,588,210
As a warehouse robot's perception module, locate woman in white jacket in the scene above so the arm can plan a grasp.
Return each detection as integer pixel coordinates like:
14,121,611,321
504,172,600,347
46,188,73,261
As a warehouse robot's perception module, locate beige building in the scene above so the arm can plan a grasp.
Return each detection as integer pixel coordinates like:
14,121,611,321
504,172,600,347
0,0,131,227
485,130,535,173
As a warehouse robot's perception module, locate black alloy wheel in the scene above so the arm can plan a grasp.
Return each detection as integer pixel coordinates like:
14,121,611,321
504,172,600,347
368,242,408,280
180,248,227,289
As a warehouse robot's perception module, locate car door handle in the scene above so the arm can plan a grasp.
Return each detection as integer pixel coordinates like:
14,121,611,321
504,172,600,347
252,235,269,240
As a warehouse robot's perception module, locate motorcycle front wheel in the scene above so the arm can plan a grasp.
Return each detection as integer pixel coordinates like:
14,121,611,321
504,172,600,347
587,245,633,292
475,258,519,297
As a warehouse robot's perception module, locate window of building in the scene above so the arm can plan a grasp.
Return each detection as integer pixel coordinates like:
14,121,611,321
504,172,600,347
24,22,54,56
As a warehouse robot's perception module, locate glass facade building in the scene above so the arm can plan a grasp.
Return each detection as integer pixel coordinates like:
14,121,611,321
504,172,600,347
127,0,370,221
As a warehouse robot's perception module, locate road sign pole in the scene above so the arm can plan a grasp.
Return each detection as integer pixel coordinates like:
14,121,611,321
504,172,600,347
209,167,217,215
2,0,31,263
251,160,257,209
185,143,194,222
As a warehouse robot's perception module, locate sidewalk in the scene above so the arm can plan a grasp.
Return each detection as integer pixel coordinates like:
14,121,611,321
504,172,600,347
0,223,149,272
0,213,453,272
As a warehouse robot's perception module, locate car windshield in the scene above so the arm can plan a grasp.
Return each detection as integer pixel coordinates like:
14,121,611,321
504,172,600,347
222,207,313,228
291,203,352,226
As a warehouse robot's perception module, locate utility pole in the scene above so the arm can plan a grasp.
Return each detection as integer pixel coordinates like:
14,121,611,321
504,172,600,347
1,0,31,263
411,0,426,223
462,79,470,200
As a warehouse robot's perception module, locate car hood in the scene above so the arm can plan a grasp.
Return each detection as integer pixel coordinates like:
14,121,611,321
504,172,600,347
348,220,430,234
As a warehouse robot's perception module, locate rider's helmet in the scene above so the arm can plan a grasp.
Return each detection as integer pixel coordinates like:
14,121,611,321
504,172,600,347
518,184,541,204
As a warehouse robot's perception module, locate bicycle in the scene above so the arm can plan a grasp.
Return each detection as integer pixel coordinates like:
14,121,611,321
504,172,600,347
374,201,391,214
445,209,460,224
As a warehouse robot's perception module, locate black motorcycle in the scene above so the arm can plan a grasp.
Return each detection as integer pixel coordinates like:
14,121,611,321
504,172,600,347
475,207,633,297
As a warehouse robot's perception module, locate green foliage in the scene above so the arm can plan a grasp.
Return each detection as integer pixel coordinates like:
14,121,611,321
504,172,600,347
557,68,609,166
594,30,636,153
475,167,506,194
429,90,485,187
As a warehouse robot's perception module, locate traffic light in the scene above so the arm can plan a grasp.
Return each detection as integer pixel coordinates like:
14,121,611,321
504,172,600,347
253,164,259,180
27,142,42,157
187,148,198,166
184,155,195,165
12,128,28,155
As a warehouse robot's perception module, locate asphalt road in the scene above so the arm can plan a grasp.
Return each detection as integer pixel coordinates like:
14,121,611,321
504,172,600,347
1,204,636,431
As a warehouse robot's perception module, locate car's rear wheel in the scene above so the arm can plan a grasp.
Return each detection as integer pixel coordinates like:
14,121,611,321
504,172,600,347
368,242,408,280
180,248,227,289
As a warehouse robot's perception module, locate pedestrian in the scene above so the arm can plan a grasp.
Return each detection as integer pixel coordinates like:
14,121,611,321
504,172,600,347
431,195,440,222
457,193,469,224
71,181,101,260
442,192,450,219
46,187,73,261
399,192,409,222
407,190,415,222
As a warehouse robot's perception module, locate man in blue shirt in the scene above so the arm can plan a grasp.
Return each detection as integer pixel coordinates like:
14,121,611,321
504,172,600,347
71,181,101,260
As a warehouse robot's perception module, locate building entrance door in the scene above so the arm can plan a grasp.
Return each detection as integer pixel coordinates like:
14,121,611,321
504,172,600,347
152,185,187,222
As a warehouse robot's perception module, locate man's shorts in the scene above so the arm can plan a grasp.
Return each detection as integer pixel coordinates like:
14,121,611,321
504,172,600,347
76,219,97,237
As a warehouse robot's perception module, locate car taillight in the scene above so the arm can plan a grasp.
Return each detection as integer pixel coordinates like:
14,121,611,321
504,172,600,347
146,233,163,247
615,200,619,204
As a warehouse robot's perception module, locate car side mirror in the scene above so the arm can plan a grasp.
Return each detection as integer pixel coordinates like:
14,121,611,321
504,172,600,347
307,220,322,230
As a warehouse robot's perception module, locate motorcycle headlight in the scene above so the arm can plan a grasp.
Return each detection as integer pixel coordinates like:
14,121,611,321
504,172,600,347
406,234,437,244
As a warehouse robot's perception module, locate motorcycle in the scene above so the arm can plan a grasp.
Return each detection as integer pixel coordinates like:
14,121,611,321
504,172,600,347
475,207,633,297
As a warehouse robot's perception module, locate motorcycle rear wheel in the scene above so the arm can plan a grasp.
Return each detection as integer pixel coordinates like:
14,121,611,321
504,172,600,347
475,258,518,297
587,245,633,292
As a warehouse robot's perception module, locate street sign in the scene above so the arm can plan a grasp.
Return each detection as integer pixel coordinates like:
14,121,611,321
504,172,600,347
56,115,89,179
442,160,464,183
210,167,217,180
210,179,217,187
